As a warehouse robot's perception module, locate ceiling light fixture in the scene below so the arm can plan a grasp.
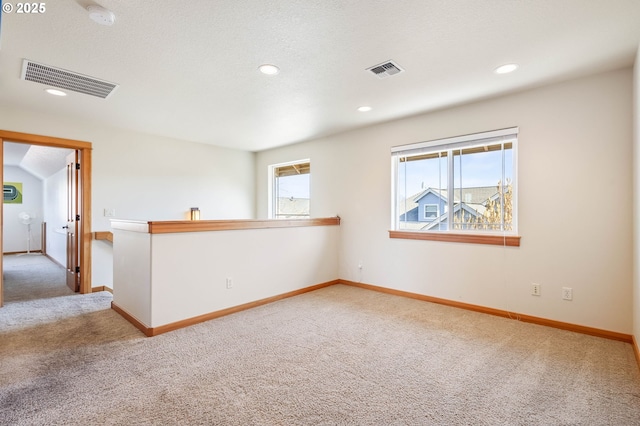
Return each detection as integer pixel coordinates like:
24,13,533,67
258,64,280,75
87,5,116,26
45,88,67,97
357,106,372,112
494,63,519,74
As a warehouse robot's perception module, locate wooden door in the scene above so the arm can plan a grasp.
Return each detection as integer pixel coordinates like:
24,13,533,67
66,151,80,292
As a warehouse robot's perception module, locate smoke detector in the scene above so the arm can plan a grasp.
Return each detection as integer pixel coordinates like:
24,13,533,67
87,5,115,26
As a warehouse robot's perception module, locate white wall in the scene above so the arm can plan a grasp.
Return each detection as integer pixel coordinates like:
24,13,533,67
257,68,634,334
43,167,67,265
0,106,256,288
112,229,151,325
3,166,43,253
150,227,339,327
113,224,340,328
633,47,640,347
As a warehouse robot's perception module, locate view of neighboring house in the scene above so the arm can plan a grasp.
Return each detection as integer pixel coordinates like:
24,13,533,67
398,185,511,231
275,197,310,218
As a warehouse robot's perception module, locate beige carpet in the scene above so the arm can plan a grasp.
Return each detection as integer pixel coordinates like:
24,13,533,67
2,254,74,303
1,258,639,425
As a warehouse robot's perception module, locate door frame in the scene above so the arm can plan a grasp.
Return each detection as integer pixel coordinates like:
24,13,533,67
0,130,92,306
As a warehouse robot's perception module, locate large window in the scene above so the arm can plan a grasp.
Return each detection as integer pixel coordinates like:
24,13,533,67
392,128,517,236
269,159,310,219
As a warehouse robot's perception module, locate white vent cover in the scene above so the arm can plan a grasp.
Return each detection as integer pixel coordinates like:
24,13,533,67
21,59,118,99
366,60,404,79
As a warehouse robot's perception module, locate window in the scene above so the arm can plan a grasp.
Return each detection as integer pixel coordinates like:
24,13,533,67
424,204,438,221
268,159,310,219
392,128,518,238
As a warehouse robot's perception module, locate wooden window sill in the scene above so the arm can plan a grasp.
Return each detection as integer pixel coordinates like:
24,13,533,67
389,230,520,247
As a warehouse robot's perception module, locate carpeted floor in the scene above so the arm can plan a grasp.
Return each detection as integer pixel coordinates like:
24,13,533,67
2,254,74,303
1,255,639,425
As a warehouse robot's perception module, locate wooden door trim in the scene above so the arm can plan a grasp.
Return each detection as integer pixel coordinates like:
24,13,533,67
0,130,93,306
0,130,92,149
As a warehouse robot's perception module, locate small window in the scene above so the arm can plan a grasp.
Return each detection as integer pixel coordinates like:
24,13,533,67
268,159,310,219
424,204,438,221
392,128,517,235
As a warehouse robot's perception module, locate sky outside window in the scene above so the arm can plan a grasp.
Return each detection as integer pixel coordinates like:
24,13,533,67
399,146,512,198
276,174,310,199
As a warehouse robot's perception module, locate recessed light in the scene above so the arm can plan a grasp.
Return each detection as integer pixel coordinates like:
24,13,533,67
494,64,519,74
45,89,67,97
259,64,280,75
357,106,372,112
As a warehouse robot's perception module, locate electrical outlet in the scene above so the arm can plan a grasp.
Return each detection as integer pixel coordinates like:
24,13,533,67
531,283,541,296
104,208,115,217
562,287,573,301
226,277,233,289
358,261,363,270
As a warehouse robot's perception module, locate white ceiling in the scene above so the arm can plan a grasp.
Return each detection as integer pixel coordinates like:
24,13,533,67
1,1,639,152
4,142,73,179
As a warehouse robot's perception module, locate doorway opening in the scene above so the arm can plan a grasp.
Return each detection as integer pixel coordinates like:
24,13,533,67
0,130,92,307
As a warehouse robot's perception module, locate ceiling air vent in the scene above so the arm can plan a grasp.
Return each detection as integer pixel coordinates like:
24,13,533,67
21,59,118,99
366,60,404,79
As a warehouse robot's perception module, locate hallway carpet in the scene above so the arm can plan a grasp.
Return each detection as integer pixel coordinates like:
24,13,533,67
2,254,73,303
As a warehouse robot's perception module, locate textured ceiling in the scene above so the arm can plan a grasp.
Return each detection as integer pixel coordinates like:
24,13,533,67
4,142,73,179
3,142,30,166
0,1,639,152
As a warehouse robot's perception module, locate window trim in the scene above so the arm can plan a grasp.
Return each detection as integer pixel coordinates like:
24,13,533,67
268,158,311,219
391,127,518,155
389,230,521,246
391,127,519,245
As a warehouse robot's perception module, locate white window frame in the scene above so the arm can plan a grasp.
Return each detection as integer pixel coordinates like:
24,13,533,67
391,127,518,234
424,204,439,221
268,158,311,219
